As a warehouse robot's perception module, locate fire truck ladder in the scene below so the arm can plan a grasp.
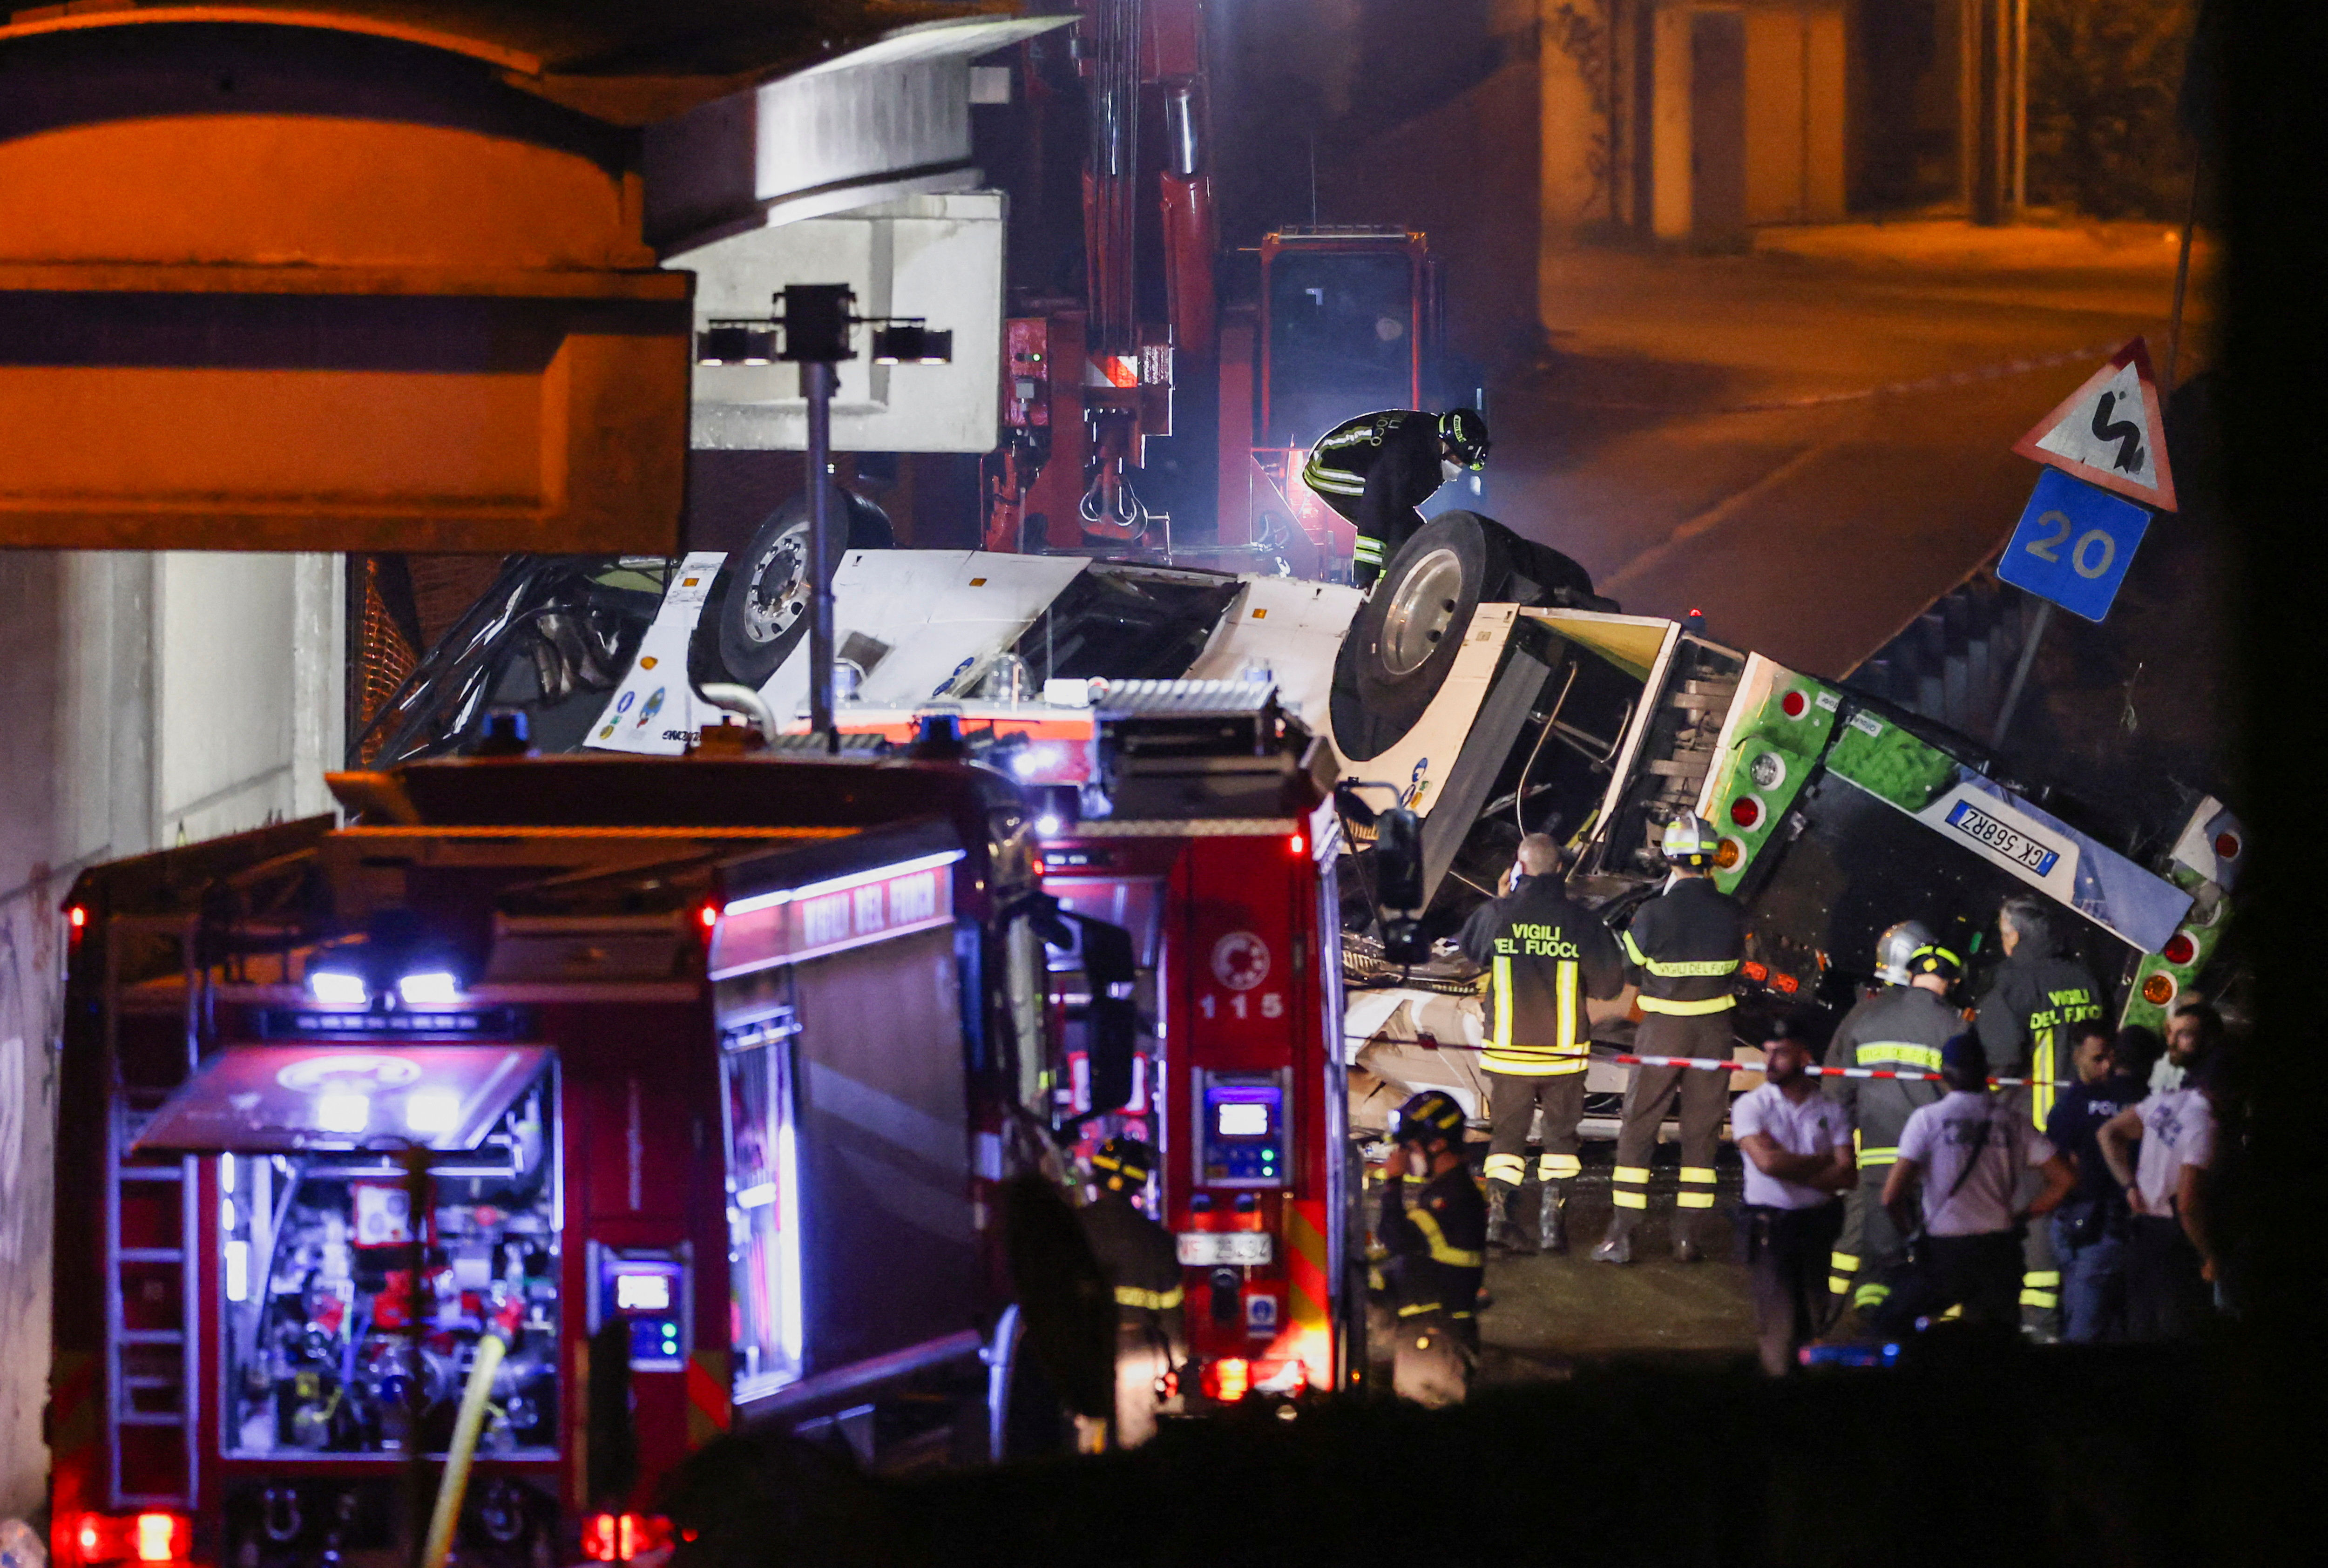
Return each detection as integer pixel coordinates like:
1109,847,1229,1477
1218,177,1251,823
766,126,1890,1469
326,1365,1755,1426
102,913,203,1510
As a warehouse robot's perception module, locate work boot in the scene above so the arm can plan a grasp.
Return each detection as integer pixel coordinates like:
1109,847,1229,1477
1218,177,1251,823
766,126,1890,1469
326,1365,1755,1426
1590,1211,1637,1264
1671,1211,1704,1264
1487,1186,1535,1254
1538,1183,1569,1254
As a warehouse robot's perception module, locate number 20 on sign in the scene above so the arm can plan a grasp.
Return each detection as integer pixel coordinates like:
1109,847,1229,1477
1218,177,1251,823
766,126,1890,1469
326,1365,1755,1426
1997,467,2152,623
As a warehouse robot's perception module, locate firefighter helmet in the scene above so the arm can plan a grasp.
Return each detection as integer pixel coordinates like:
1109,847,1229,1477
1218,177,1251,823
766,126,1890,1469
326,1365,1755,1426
1660,814,1721,868
1090,1136,1157,1193
1876,919,1936,986
1438,407,1490,470
1392,1090,1466,1146
1906,943,1963,983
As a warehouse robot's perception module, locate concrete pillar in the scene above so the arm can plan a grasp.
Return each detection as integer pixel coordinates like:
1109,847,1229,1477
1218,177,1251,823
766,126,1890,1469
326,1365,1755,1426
1804,2,1847,220
0,547,343,1515
1650,1,1696,240
1540,0,1618,240
1968,0,2024,224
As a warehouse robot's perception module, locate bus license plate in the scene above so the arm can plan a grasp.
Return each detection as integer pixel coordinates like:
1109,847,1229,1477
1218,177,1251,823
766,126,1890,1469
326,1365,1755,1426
1944,799,2061,877
1176,1232,1273,1267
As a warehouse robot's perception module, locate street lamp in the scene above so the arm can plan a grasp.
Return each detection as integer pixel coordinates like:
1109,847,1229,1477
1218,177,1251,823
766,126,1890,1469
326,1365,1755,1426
696,284,953,747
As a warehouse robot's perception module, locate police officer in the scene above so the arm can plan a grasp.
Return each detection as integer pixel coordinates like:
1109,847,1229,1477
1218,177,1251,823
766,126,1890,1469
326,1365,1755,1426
1822,941,1962,1325
1301,406,1489,588
1076,1137,1184,1447
1974,893,2108,1338
1593,815,1746,1264
1820,920,1933,1311
1458,833,1625,1254
1377,1091,1487,1407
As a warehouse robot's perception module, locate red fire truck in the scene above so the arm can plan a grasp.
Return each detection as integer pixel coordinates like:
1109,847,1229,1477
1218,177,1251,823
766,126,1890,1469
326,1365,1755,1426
47,752,1061,1568
46,690,1360,1568
1030,683,1358,1402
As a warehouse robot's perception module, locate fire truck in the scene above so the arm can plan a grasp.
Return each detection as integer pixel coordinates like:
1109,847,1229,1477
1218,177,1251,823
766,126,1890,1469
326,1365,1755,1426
974,0,1486,574
45,750,1076,1568
47,686,1361,1568
1030,683,1356,1402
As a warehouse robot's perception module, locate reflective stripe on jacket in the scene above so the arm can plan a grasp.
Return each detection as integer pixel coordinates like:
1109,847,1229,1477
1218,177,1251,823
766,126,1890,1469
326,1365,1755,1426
1821,984,1955,1159
1378,1165,1487,1319
1975,952,2108,1131
1301,409,1442,557
1457,876,1626,1075
1620,875,1744,1017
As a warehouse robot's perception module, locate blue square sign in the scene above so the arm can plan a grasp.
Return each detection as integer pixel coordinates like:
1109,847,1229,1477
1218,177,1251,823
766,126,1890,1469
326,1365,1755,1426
1997,467,2151,623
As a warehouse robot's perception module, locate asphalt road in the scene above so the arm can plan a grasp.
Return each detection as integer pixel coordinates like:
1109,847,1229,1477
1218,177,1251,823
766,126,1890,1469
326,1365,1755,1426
1468,1142,1760,1382
1488,222,2212,681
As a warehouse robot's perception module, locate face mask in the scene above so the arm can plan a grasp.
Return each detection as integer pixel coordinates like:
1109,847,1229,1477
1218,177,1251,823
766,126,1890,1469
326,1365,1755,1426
1441,458,1463,484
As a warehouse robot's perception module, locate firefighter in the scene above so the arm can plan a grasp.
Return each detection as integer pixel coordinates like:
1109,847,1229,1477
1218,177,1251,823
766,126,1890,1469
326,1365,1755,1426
1458,833,1626,1254
1974,893,2108,1339
1300,406,1489,588
1820,919,1934,1311
1822,941,1961,1327
1077,1137,1184,1447
1592,815,1745,1265
1378,1090,1487,1407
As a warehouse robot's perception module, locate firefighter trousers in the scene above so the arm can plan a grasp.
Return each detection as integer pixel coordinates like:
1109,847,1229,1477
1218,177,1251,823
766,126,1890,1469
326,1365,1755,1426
1483,1070,1585,1194
1996,1088,2062,1335
1611,1014,1732,1217
1390,1309,1476,1408
2019,1169,2063,1337
1829,1166,1908,1316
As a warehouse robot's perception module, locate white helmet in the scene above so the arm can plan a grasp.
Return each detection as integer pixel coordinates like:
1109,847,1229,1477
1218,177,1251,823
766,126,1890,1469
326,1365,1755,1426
1875,920,1936,987
1659,814,1720,868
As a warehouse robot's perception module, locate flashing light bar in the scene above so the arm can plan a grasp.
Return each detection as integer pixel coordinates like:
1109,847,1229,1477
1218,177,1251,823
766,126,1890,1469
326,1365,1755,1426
305,967,370,1006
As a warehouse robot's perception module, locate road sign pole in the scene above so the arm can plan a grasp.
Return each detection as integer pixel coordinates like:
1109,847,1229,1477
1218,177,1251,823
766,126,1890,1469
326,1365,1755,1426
1990,597,2053,749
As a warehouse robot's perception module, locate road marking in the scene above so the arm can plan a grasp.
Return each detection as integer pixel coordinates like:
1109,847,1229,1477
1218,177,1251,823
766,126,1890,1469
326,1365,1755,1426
1603,440,1841,591
1534,340,2122,415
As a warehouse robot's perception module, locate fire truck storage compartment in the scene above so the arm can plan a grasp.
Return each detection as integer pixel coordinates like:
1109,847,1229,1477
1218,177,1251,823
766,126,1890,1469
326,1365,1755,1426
130,1044,560,1460
710,830,981,1412
1042,872,1166,1139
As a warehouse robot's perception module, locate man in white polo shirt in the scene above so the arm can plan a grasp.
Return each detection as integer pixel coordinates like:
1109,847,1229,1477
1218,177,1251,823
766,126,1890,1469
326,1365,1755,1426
2096,1052,2221,1339
1881,1034,2076,1328
1731,1016,1856,1374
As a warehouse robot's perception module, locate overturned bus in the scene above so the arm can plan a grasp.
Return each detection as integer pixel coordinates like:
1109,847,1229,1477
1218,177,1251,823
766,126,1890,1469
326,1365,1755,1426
350,510,2241,1134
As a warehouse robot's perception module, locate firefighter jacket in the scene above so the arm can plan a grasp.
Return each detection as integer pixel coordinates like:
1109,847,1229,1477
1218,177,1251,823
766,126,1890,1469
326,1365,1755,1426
1378,1164,1486,1323
1620,874,1745,1017
1077,1193,1185,1329
1300,409,1443,576
1976,946,2108,1131
1821,985,1954,1168
1458,875,1626,1075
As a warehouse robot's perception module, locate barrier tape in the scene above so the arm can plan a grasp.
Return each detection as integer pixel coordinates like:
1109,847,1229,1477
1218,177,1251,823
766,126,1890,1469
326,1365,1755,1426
1352,1034,2070,1089
1609,1050,2070,1091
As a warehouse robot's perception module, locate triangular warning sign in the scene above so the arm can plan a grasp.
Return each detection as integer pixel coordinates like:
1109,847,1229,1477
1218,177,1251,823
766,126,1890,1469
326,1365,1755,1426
2012,338,2178,511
